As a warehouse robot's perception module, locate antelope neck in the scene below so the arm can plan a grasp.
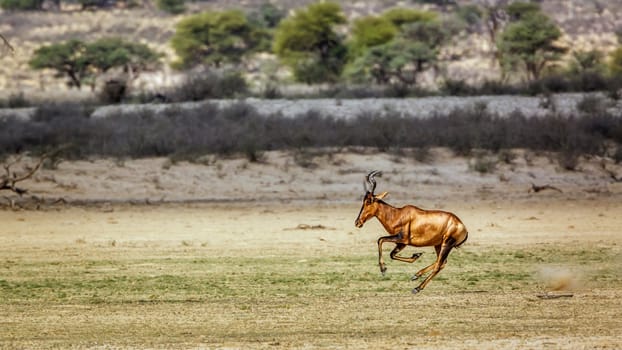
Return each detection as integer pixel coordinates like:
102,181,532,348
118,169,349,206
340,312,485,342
374,200,401,231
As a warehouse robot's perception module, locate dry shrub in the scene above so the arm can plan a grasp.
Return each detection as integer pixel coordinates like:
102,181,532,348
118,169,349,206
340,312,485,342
1,99,621,162
168,70,248,102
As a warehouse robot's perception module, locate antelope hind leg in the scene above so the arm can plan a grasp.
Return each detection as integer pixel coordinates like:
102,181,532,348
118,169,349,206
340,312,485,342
411,263,434,281
411,245,441,281
413,241,454,293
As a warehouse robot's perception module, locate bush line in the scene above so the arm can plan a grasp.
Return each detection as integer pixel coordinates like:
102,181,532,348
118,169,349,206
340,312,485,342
1,99,621,164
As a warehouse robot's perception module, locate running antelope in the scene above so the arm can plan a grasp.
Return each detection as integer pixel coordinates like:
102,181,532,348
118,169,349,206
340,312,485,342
354,170,468,294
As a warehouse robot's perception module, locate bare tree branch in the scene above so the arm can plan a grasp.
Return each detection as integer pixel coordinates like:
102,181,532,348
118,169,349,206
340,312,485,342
0,33,15,54
529,183,562,193
0,154,48,196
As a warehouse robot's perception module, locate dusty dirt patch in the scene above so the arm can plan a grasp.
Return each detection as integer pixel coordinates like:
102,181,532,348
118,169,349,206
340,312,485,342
4,148,622,205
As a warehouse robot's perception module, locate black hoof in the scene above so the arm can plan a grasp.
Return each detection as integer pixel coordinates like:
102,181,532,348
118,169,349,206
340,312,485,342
411,274,419,281
412,252,422,259
380,267,387,276
412,287,421,294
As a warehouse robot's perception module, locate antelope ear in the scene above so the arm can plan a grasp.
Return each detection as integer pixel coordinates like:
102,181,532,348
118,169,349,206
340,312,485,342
375,191,388,200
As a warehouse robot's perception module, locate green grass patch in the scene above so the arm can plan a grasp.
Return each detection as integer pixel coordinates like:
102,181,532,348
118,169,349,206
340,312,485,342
0,245,618,306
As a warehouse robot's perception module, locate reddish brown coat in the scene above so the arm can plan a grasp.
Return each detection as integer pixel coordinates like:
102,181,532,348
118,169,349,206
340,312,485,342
355,172,468,294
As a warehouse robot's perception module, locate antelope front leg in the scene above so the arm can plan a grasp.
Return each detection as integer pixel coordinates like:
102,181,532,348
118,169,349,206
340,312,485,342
377,235,398,276
390,243,423,263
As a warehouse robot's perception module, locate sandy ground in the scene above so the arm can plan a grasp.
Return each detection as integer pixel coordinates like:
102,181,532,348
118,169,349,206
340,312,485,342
5,148,622,205
1,149,622,349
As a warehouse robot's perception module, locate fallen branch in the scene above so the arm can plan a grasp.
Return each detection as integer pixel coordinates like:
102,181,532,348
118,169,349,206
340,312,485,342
0,154,48,196
529,183,562,193
536,293,573,299
605,169,622,183
284,224,335,231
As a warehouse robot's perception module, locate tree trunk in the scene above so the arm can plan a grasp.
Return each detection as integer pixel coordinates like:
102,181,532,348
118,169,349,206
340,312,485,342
67,69,82,89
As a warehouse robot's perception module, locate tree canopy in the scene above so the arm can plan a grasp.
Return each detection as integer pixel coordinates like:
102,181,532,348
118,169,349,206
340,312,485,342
497,11,566,81
346,38,436,86
19,1,613,95
382,7,438,28
347,8,440,63
170,10,263,69
272,1,347,84
29,39,89,89
349,16,397,58
344,7,448,87
29,38,160,89
85,37,160,74
505,1,541,21
569,49,605,75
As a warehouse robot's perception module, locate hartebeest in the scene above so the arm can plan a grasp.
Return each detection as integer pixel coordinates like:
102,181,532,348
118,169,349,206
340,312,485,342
354,170,468,294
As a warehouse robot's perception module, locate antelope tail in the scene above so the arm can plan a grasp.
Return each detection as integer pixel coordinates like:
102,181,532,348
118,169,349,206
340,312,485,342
455,232,469,248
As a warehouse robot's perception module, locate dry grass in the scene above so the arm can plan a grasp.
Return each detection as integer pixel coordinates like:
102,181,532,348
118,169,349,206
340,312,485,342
1,201,621,349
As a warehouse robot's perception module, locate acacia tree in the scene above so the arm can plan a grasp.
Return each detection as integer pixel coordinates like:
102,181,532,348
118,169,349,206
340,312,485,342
344,8,449,87
29,39,89,89
505,0,541,21
272,1,347,84
569,49,605,75
86,37,160,76
29,38,160,90
347,38,436,85
348,8,439,59
382,7,439,28
170,10,264,69
348,16,397,59
497,11,566,81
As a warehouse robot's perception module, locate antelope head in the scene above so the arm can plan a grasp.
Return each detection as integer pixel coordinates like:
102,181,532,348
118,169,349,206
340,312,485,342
355,170,388,228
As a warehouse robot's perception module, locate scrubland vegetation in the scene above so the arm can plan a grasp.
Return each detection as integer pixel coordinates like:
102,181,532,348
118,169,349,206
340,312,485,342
1,0,621,178
2,1,622,104
2,4,622,349
1,95,621,170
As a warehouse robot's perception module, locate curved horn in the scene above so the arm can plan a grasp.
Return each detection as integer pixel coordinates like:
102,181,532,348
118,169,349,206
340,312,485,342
365,170,382,194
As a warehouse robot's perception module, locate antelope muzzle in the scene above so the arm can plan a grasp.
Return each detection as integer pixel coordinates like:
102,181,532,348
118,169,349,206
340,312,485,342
355,218,363,228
